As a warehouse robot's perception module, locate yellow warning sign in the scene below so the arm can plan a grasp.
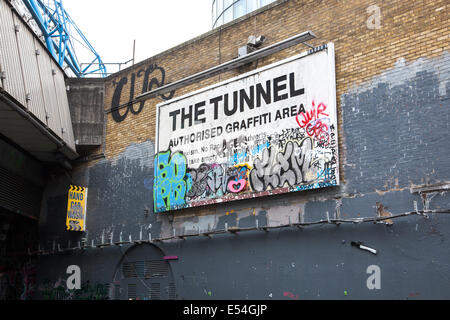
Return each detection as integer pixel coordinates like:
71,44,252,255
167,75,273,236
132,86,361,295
66,185,88,232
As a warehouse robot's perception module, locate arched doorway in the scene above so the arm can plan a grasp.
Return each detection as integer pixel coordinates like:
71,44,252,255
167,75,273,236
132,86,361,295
111,243,177,300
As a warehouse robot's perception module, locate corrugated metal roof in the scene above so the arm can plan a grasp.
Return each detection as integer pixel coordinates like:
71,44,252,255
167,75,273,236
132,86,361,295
0,0,27,106
13,13,47,124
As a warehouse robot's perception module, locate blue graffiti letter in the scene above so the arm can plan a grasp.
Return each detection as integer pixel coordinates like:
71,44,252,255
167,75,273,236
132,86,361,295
154,151,187,212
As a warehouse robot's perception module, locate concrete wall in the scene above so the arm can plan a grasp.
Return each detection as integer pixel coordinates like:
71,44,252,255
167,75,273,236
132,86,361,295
35,0,450,300
67,78,105,148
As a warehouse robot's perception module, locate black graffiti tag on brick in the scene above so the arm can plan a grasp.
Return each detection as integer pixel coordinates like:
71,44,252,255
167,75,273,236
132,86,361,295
110,64,175,122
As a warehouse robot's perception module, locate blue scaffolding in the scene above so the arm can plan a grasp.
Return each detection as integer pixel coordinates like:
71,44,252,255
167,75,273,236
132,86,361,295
22,0,107,77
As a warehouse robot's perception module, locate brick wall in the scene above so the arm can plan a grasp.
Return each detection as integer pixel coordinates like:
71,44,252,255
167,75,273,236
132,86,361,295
101,0,448,165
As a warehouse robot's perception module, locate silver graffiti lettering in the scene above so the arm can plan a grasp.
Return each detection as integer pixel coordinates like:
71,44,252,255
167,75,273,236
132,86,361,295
249,138,313,192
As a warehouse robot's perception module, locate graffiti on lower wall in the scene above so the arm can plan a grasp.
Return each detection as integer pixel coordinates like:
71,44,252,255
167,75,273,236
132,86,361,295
154,44,338,212
37,279,110,300
153,151,189,211
0,260,36,300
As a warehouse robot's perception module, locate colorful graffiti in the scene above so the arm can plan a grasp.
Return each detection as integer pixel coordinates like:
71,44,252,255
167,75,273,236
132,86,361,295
153,151,188,212
249,138,313,192
227,164,251,193
186,163,226,198
153,129,337,213
185,163,251,199
0,260,36,300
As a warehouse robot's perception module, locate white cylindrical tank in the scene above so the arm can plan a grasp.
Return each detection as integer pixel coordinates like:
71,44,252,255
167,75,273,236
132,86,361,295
212,0,276,28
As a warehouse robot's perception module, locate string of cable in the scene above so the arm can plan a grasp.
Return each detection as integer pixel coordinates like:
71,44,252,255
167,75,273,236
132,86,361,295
32,208,450,256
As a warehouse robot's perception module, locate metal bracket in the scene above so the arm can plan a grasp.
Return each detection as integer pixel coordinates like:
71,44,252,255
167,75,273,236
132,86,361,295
308,44,328,54
414,200,429,219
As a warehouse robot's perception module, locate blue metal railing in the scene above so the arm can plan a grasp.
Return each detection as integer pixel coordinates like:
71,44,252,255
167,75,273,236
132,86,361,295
22,0,107,77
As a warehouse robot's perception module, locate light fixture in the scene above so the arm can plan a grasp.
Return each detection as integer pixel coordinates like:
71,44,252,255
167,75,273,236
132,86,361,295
133,31,316,103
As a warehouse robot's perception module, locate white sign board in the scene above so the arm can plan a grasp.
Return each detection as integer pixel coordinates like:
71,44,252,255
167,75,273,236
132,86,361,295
154,43,338,213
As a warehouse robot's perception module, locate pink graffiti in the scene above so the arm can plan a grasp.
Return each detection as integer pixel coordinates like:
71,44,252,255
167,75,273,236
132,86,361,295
408,292,420,298
227,179,247,193
283,291,299,300
296,101,330,145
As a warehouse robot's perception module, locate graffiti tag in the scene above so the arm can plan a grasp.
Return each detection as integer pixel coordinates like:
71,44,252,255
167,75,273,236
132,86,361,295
249,138,313,192
154,151,188,212
296,101,330,145
111,64,175,122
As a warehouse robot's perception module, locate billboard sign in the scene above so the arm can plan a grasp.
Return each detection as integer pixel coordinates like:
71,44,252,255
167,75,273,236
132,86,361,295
154,43,338,213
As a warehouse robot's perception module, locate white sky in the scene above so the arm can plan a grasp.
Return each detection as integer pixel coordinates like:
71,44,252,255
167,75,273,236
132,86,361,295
62,0,212,74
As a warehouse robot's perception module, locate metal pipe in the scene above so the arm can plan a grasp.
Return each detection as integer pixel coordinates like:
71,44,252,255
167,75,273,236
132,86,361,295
132,40,136,66
29,209,450,256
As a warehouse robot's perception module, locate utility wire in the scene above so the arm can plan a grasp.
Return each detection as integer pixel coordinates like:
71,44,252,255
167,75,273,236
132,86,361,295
32,208,450,256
